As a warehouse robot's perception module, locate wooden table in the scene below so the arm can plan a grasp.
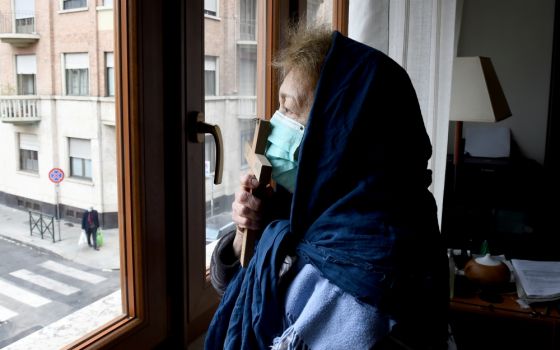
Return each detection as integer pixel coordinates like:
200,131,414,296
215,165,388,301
450,289,560,349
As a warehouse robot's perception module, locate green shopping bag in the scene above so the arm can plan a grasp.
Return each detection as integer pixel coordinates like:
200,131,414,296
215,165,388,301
96,229,104,247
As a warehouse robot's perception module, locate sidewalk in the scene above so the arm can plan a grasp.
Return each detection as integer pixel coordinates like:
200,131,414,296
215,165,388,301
0,204,120,271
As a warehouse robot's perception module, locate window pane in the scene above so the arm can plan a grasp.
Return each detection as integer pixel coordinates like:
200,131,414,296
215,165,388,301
63,0,87,10
84,159,92,179
107,67,115,96
0,1,122,348
204,0,259,266
238,46,256,95
17,74,36,95
204,56,217,96
71,157,83,177
204,0,217,16
240,0,256,41
306,0,333,27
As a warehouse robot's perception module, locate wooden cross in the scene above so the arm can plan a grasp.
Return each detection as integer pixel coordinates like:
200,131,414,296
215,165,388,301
239,118,272,267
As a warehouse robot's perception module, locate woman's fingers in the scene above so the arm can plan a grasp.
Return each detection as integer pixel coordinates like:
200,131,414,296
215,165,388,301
240,173,259,192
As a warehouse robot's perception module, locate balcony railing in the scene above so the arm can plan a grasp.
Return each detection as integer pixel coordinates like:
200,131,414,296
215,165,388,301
0,96,41,123
0,12,39,47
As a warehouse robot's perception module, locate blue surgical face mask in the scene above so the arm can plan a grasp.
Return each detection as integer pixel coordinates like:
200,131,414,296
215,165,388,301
265,110,305,193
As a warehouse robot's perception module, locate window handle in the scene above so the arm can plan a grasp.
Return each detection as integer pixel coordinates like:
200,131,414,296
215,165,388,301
187,111,223,185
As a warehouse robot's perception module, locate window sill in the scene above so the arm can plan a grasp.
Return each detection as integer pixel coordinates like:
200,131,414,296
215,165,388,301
96,5,113,11
16,170,39,177
204,14,221,21
58,7,89,14
55,95,96,101
66,177,94,186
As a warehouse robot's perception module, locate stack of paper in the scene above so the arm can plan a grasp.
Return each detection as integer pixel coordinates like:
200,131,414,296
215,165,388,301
511,259,560,303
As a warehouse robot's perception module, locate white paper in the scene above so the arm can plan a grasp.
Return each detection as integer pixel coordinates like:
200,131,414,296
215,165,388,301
511,259,560,302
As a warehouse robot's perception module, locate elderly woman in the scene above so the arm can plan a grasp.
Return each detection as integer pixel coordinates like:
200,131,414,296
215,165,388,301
206,25,449,350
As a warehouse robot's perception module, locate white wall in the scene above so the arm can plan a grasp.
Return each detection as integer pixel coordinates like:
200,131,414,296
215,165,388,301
455,0,555,164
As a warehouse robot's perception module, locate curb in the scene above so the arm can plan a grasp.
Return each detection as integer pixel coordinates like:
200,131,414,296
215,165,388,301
0,233,66,260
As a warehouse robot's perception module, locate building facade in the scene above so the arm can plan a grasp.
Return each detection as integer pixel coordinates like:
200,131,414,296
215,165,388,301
0,0,117,227
0,0,258,229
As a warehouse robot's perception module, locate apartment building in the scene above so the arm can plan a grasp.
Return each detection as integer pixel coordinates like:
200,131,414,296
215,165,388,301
0,0,257,229
0,0,117,226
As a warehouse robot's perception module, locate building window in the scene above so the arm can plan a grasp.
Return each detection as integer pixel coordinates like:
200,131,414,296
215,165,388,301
204,56,217,96
238,46,256,95
240,0,256,41
62,0,87,10
15,0,35,33
19,133,39,172
103,0,113,7
64,53,89,96
204,0,217,16
69,138,92,179
16,55,36,95
106,52,115,96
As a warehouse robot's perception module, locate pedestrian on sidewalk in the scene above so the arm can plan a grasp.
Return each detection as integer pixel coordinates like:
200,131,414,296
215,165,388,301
82,206,100,251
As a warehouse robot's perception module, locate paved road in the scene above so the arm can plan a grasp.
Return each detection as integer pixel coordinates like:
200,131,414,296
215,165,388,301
0,236,120,348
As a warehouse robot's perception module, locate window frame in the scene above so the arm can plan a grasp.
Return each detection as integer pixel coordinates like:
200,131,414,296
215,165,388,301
17,73,36,95
18,133,39,173
204,55,218,96
57,1,349,348
61,0,88,11
63,53,89,96
19,149,39,172
204,0,218,17
106,52,115,97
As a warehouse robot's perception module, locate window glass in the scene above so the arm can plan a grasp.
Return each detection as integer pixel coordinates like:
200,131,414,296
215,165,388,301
16,55,36,95
204,56,217,96
203,0,259,266
0,0,125,347
204,0,217,16
106,52,115,96
64,53,89,96
240,0,256,41
69,138,92,179
104,0,113,7
18,133,39,172
239,119,256,168
238,46,256,95
63,0,87,10
14,0,35,33
306,0,333,27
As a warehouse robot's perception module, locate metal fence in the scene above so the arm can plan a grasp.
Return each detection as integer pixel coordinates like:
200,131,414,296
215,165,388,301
29,211,61,243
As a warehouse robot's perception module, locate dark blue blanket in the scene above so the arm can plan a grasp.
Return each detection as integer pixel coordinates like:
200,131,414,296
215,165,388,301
205,31,448,350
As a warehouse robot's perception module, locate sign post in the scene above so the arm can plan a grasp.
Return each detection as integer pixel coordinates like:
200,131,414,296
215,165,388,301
48,168,64,241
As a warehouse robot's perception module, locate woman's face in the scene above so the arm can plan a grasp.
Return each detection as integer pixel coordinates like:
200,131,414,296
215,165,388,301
278,69,314,126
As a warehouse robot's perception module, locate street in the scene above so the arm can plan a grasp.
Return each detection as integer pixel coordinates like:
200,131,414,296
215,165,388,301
0,236,120,348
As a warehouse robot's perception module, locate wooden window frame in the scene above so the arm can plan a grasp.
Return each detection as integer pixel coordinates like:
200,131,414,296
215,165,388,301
57,1,350,348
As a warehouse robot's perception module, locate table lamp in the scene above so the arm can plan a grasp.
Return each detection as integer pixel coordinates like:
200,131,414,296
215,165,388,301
449,57,512,188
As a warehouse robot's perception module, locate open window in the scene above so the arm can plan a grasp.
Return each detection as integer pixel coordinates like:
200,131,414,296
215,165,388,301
0,1,349,348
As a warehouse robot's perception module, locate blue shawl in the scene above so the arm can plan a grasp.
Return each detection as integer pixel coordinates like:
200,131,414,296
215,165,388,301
205,32,448,349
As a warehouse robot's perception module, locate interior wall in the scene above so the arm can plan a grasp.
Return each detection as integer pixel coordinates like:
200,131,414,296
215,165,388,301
453,0,555,164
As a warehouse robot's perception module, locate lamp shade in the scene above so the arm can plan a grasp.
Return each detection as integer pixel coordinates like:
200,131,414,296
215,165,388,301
450,57,511,122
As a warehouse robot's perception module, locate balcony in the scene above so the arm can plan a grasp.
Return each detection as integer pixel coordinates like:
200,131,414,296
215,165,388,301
0,12,40,47
0,97,41,124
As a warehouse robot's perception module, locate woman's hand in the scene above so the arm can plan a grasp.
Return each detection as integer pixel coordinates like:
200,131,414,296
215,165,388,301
232,173,264,258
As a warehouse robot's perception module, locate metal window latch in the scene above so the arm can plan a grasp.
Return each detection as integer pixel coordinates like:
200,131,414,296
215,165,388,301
187,111,223,185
